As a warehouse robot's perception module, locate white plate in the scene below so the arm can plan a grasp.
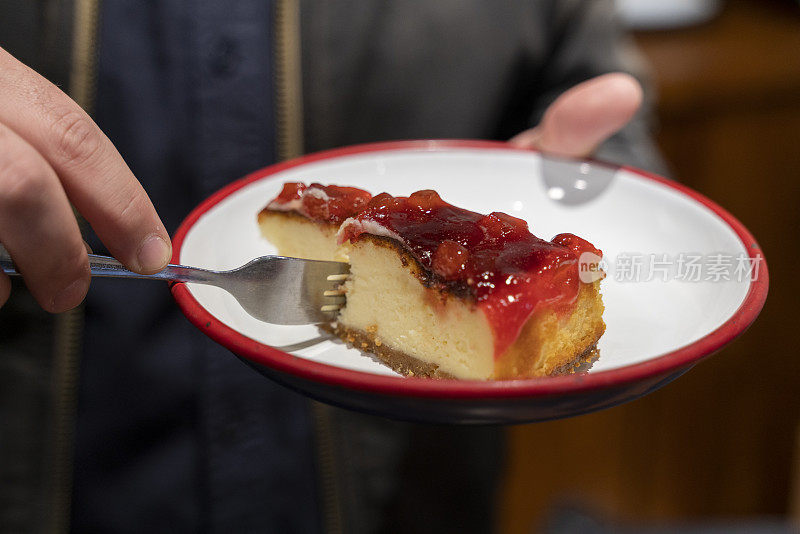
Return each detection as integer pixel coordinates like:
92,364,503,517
172,141,767,423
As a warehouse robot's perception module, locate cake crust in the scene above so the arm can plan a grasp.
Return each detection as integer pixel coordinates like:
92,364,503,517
323,322,457,379
326,321,600,379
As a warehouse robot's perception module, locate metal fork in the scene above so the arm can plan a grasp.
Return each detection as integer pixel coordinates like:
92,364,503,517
0,246,349,325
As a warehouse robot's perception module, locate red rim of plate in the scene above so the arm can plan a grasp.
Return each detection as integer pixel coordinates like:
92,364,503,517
170,140,769,399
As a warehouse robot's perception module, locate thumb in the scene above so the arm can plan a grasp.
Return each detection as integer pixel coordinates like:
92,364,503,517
509,72,643,158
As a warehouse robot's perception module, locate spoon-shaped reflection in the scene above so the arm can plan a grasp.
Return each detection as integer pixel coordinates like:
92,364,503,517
541,155,618,206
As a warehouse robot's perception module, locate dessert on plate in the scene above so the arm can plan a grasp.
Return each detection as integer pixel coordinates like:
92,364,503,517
259,182,605,380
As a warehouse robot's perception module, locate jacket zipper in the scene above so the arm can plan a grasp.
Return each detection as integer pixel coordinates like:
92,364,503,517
273,2,342,533
49,1,101,532
311,403,345,534
274,0,304,162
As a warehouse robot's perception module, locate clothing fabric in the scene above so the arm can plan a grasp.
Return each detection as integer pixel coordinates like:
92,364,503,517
0,1,664,533
74,3,325,532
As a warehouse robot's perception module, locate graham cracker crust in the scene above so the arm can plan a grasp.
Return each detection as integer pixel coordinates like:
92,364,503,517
550,345,600,376
323,322,456,379
324,322,599,380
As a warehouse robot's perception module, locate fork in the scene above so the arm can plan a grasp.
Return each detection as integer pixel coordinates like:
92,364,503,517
0,245,349,325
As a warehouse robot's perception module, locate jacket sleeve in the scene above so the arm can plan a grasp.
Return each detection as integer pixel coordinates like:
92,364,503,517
532,0,669,175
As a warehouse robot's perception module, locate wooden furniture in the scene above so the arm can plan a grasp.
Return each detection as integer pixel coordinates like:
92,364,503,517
500,1,800,531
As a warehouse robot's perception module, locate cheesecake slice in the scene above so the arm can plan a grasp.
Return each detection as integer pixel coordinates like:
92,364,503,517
258,183,605,380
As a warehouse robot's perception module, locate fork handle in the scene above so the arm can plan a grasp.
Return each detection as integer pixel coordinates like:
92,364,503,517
0,245,216,284
84,254,217,283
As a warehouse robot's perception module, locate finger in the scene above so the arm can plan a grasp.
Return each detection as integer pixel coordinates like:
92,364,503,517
0,122,90,312
0,47,171,274
510,72,643,157
508,127,542,150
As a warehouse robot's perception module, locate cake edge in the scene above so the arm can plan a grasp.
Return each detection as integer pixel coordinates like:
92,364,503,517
323,321,600,380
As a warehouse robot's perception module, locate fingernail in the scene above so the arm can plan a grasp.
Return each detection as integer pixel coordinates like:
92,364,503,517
52,277,89,313
137,235,171,273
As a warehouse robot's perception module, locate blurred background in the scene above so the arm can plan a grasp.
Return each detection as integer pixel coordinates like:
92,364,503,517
500,0,800,532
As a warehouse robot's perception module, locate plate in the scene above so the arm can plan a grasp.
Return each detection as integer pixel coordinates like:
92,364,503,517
171,140,768,424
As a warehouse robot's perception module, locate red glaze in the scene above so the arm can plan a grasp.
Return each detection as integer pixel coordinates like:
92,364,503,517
271,181,307,203
551,233,602,259
269,182,372,224
339,190,602,358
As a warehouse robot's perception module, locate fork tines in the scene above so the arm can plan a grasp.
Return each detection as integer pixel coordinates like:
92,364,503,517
320,273,349,314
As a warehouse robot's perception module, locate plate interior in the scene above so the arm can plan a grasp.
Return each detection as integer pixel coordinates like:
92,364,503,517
179,148,751,377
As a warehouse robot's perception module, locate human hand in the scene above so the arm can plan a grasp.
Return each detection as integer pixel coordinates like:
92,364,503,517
509,72,643,157
0,47,171,312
